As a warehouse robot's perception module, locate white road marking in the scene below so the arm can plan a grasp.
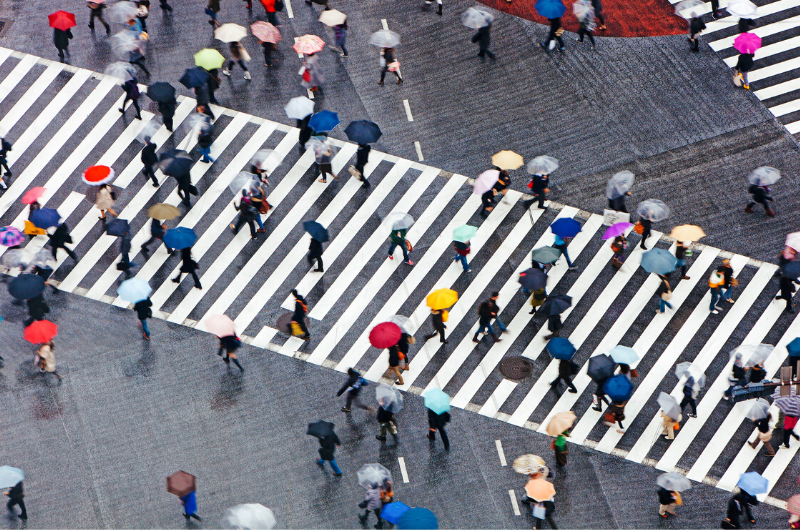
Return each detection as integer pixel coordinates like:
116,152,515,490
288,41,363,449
403,99,414,122
496,440,507,466
398,457,409,483
509,490,521,516
414,140,424,161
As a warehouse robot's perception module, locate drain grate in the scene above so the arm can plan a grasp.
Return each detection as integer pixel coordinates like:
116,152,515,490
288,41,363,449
498,356,533,381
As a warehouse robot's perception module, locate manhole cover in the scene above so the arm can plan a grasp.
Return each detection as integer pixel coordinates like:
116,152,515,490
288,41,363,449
0,19,12,38
498,356,533,380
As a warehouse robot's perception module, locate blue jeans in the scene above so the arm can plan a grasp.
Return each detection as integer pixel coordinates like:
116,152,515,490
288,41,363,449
454,254,469,270
389,241,409,262
255,214,264,230
317,458,342,474
722,287,733,301
140,318,150,338
659,299,672,313
477,322,496,336
554,243,573,267
494,317,507,332
710,288,721,310
199,146,214,162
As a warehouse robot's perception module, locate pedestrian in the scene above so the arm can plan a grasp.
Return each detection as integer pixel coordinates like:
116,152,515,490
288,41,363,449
141,218,171,257
376,404,399,442
388,344,404,385
160,0,173,12
48,222,78,262
316,432,342,475
688,12,706,53
424,0,443,15
656,274,672,314
738,18,756,32
719,259,736,303
575,0,597,49
134,297,153,339
473,298,503,343
427,408,451,450
333,19,348,57
709,268,726,314
783,411,800,448
0,134,12,187
338,368,373,413
776,272,799,314
352,143,371,188
524,172,549,210
128,36,151,77
675,241,690,279
723,492,756,528
733,51,755,91
529,287,547,314
710,0,723,18
118,229,136,279
723,353,748,400
5,481,26,520
261,39,277,67
180,490,202,522
747,413,775,456
290,289,311,340
494,170,511,196
35,339,62,384
260,0,280,27
553,234,578,270
206,0,221,27
223,42,252,80
745,180,774,215
680,379,698,418
550,358,578,394
423,308,447,344
480,188,497,218
53,26,72,62
136,0,150,31
604,400,627,433
591,0,607,29
540,17,565,52
301,53,325,92
315,140,334,184
197,119,215,164
482,292,508,337
658,487,679,518
141,137,159,187
158,97,176,132
608,190,630,212
172,248,202,289
308,235,324,273
472,23,496,60
175,172,194,207
661,410,681,439
358,484,384,528
553,429,568,466
245,188,268,234
638,217,652,249
25,296,48,330
206,68,221,105
611,235,627,269
387,226,413,265
453,238,471,272
196,85,215,119
749,361,767,383
230,196,258,239
523,481,557,529
378,47,403,85
217,334,244,371
88,1,111,33
398,333,413,370
592,377,610,411
120,78,143,120
298,115,312,154
543,312,562,340
127,16,143,36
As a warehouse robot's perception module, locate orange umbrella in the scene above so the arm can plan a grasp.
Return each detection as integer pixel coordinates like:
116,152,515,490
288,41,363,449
525,479,555,502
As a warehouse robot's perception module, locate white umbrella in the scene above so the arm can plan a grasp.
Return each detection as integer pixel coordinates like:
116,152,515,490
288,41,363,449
369,30,401,48
527,156,559,175
573,0,594,18
460,7,495,29
357,463,392,488
606,171,634,199
727,0,758,17
385,212,414,230
319,9,347,27
375,382,404,412
674,0,704,19
0,467,24,489
284,96,315,120
214,23,248,43
729,344,774,367
746,398,771,421
223,504,277,530
108,1,138,23
111,31,141,61
636,199,670,222
657,472,692,492
389,315,412,334
136,120,161,144
787,233,800,253
748,166,781,186
104,61,137,81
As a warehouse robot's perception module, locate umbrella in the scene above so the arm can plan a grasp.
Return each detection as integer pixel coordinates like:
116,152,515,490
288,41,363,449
783,261,800,280
535,0,566,18
251,21,281,43
136,120,161,144
344,120,382,144
512,454,547,475
308,110,340,133
774,395,800,417
48,10,76,31
748,166,780,186
609,345,638,365
307,420,335,439
389,315,412,334
381,502,410,525
674,362,706,390
788,337,800,358
525,479,556,502
112,31,141,61
546,337,576,360
215,23,248,43
369,322,402,349
82,165,115,185
108,1,138,23
166,470,196,497
194,48,226,70
104,61,137,82
573,0,594,18
670,225,705,242
550,218,582,238
737,472,768,496
734,32,762,54
657,392,681,420
30,248,54,269
786,233,800,253
369,30,401,48
604,374,634,402
423,388,450,415
0,467,24,489
641,248,677,275
519,268,547,291
204,314,236,337
606,171,635,199
285,96,315,120
229,172,261,195
636,199,670,222
303,220,329,242
453,225,477,243
527,155,559,175
23,320,58,344
386,212,414,230
788,495,800,516
305,136,336,161
603,222,632,240
674,0,703,18
8,274,45,300
293,34,326,54
729,344,774,366
426,288,458,310
159,150,193,177
163,227,197,250
491,150,524,170
0,226,24,247
147,203,181,220
21,187,46,205
727,0,758,17
545,410,576,435
30,208,60,229
357,463,392,489
397,508,438,530
746,398,771,421
531,246,561,264
147,82,176,103
105,218,130,237
588,354,617,382
657,472,692,492
1,249,35,269
473,169,500,195
117,278,152,303
186,113,213,133
376,383,404,412
319,9,347,26
224,504,277,530
179,67,210,89
460,7,495,29
251,150,275,171
540,294,571,316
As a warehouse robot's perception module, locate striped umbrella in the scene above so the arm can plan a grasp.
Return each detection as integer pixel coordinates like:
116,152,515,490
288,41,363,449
775,395,800,417
293,35,325,54
787,495,800,516
0,226,24,247
251,21,281,43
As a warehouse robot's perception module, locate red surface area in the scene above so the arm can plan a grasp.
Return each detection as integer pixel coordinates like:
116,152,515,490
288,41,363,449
477,0,690,37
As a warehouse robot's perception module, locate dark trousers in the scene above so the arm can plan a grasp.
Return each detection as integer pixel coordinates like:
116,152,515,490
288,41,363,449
710,0,720,12
380,66,401,83
784,428,800,447
263,44,273,65
130,56,150,76
56,45,68,60
160,0,173,11
428,425,450,449
544,27,564,49
266,10,278,26
142,236,171,254
640,227,651,248
174,270,202,288
163,113,174,131
478,45,495,59
122,94,142,117
578,27,595,45
361,509,383,528
177,186,192,206
138,16,147,31
89,10,110,31
345,392,370,410
7,498,27,519
227,59,249,72
680,395,697,415
535,514,558,529
425,325,446,343
747,200,772,212
51,244,77,262
234,216,256,237
551,375,577,393
308,252,323,271
143,164,158,185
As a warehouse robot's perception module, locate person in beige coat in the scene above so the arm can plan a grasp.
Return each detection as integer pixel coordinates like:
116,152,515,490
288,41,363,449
661,411,681,440
95,184,117,221
35,340,62,384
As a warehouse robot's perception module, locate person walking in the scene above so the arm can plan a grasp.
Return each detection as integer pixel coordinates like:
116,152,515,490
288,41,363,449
591,0,607,29
53,26,73,62
661,410,681,439
453,238,471,272
398,332,413,371
782,411,800,448
141,137,159,187
141,218,171,257
128,37,151,77
494,170,511,196
480,188,497,218
472,23,496,60
605,400,627,433
196,85,215,120
316,432,342,475
473,299,502,343
136,0,150,31
260,0,280,26
719,259,736,303
733,52,755,91
197,120,215,164
427,408,451,450
172,248,202,289
358,484,384,528
174,172,194,207
745,180,774,215
423,308,447,344
222,41,252,80
675,241,690,279
524,172,549,210
688,13,706,53
206,68,221,105
592,376,611,411
710,0,723,18
540,17,565,52
723,353,748,400
388,344,404,386
376,404,399,442
290,289,311,340
747,413,775,456
315,141,334,184
529,287,547,314
680,379,698,418
120,78,143,120
261,39,278,67
575,0,597,49
25,294,49,327
48,222,78,262
709,268,726,314
553,234,578,270
608,190,630,212
217,334,244,371
301,53,326,92
5,481,26,520
387,226,412,265
0,134,12,186
308,235,324,273
206,0,221,27
230,196,258,239
378,47,403,85
180,490,202,522
134,297,153,340
550,358,578,394
158,97,177,132
553,429,568,466
353,144,371,188
658,487,679,518
656,274,672,314
723,492,756,528
88,1,111,33
35,339,62,384
611,235,627,269
298,115,313,154
333,19,348,57
118,229,136,279
337,368,373,413
543,312,562,340
776,272,799,314
638,217,652,249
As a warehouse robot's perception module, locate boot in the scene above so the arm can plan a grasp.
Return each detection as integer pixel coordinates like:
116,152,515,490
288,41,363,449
766,208,776,217
492,334,502,342
472,334,481,343
437,3,442,15
745,205,754,213
427,430,435,440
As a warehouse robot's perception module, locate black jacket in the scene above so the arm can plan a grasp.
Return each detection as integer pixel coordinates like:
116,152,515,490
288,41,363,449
657,487,675,505
548,314,562,332
142,143,158,167
732,363,747,381
481,190,495,208
158,100,176,118
318,433,340,460
356,144,371,167
219,335,241,353
427,409,451,429
337,372,362,397
195,84,210,107
558,359,575,378
149,218,165,239
48,223,72,248
478,301,494,325
532,175,548,195
27,295,49,320
377,406,394,423
748,184,771,203
198,130,214,149
134,298,153,320
54,28,73,49
737,53,754,72
472,25,491,48
689,17,706,35
749,365,766,383
292,297,308,322
431,311,444,330
309,238,323,258
655,277,670,297
388,345,400,367
8,482,23,501
236,199,257,219
398,333,409,355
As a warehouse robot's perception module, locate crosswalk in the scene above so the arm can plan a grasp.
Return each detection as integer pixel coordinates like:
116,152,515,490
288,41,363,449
2,46,800,505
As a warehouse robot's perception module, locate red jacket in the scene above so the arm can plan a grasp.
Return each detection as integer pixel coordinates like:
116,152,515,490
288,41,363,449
261,0,276,12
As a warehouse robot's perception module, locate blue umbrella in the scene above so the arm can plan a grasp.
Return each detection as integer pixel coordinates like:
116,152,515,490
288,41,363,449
105,218,130,237
736,471,768,496
30,208,60,229
535,0,566,19
0,466,23,489
423,388,450,414
117,278,152,303
609,345,639,365
550,218,581,238
381,502,410,525
179,67,210,89
788,338,800,357
546,337,576,360
8,274,45,300
398,508,438,530
603,374,634,402
308,110,340,133
303,220,329,242
640,248,677,275
163,227,198,250
344,120,382,144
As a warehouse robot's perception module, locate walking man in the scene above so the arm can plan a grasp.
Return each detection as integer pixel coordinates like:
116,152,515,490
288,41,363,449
88,1,111,33
688,13,706,52
376,403,399,442
230,196,258,239
172,248,202,289
472,22,496,60
134,297,153,340
524,172,549,210
158,97,176,132
387,226,413,265
543,312,562,340
776,272,799,314
316,433,343,475
656,274,672,314
5,480,26,520
427,408,451,450
337,368,373,413
48,223,78,262
747,413,775,456
0,134,12,187
719,259,736,303
388,345,404,386
423,308,447,344
675,241,690,279
180,490,201,522
290,289,311,340
553,234,578,270
745,180,774,215
53,26,73,62
453,238,471,272
540,17,565,51
175,172,194,207
141,218,172,257
680,378,698,418
550,358,578,394
120,78,143,120
354,143,371,188
308,235,324,272
473,293,506,343
217,335,244,371
141,137,159,187
638,217,652,249
118,229,135,279
709,268,726,314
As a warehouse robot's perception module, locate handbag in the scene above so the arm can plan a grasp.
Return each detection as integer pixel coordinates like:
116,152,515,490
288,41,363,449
290,321,304,336
733,71,743,87
302,69,311,82
258,200,270,214
441,310,449,322
240,45,251,62
674,491,682,505
661,291,672,301
24,220,46,236
526,180,534,189
387,61,400,72
405,239,413,251
348,165,361,178
633,221,644,234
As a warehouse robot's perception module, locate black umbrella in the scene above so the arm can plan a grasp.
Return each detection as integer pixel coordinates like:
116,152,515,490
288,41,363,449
159,149,193,177
105,219,130,237
344,120,382,145
147,82,176,103
9,274,45,300
587,354,617,383
519,268,547,291
782,261,800,279
179,67,210,89
303,220,329,242
307,420,335,439
540,294,572,316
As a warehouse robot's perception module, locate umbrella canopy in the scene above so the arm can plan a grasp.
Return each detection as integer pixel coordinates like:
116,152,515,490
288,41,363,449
734,32,762,54
21,187,46,205
460,7,495,28
657,472,692,492
204,314,236,337
285,96,315,120
636,199,670,222
453,224,477,243
389,315,412,334
369,322,402,349
112,31,141,61
344,120,382,144
748,166,780,186
117,278,152,303
159,149,193,177
105,218,130,237
658,392,681,420
641,248,678,275
737,471,768,496
30,208,60,229
0,226,24,247
108,1,138,23
674,362,706,391
783,261,800,280
136,120,161,145
229,172,261,195
545,411,576,436
550,218,582,238
163,227,197,250
604,374,634,402
473,169,500,195
24,320,58,344
519,268,547,291
774,395,800,417
305,136,337,162
147,82,176,103
250,150,275,171
525,479,556,502
535,0,566,18
303,220,329,242
397,508,438,530
729,344,774,366
1,249,35,269
381,502,410,525
491,150,524,170
82,165,115,185
546,337,576,360
224,504,277,530
531,246,561,264
788,495,800,516
727,0,758,17
670,225,705,242
215,23,248,43
357,463,392,489
786,233,800,253
306,420,335,439
293,34,326,54
609,345,638,365
674,0,703,18
369,30,401,48
426,288,458,310
423,388,450,415
308,110,340,133
147,203,181,221
104,61,137,82
0,467,24,489
573,0,594,18
606,171,634,199
588,354,617,382
9,274,45,300
512,454,547,475
746,398,770,421
603,222,632,240
386,212,414,230
251,21,281,43
319,8,348,26
194,48,226,70
49,10,77,30
540,294,572,316
376,383,404,412
527,155,559,175
788,337,800,357
166,470,196,497
179,67,210,89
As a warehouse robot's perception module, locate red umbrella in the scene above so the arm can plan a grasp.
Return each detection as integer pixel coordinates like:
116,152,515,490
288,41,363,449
48,11,77,31
24,320,58,344
21,187,46,205
82,165,115,185
369,322,402,349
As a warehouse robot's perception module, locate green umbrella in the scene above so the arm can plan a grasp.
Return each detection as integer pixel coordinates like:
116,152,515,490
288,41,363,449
531,246,561,264
194,48,226,70
453,225,477,243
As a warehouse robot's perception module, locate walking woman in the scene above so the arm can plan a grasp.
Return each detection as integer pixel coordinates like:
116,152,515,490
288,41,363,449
301,53,325,92
290,289,311,340
378,47,403,85
95,184,118,221
611,235,627,269
675,241,690,279
222,41,252,80
656,274,672,314
35,339,63,384
427,408,451,450
733,52,754,90
172,248,202,289
334,19,348,57
134,297,153,340
553,429,568,466
217,335,244,371
540,17,565,52
120,77,143,120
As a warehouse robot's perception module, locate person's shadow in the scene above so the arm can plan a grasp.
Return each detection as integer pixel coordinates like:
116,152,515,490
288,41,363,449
211,369,244,410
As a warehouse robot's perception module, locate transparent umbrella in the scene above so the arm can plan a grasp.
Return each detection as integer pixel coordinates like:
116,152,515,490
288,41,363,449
104,61,137,82
112,31,141,61
304,136,336,162
376,383,404,412
385,212,414,230
250,149,275,171
636,199,670,222
674,362,706,390
389,315,412,334
136,120,161,144
573,0,594,18
729,343,774,367
223,504,277,530
746,398,771,421
186,113,212,133
606,171,634,199
30,248,55,269
229,172,261,195
674,0,704,19
1,249,35,269
369,30,401,48
657,472,692,492
727,0,758,17
658,392,681,420
108,1,138,23
748,166,781,186
357,463,392,488
460,7,495,29
527,156,559,175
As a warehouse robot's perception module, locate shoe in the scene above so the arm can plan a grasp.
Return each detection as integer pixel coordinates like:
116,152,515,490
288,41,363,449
529,309,537,315
568,266,578,271
333,472,342,476
318,178,327,183
257,228,266,233
592,406,602,412
244,71,251,80
687,413,697,418
559,46,565,52
394,380,404,385
359,514,368,526
195,284,203,290
727,298,735,303
314,269,324,272
341,407,351,412
640,245,647,250
405,260,413,265
712,11,722,18
388,255,394,260
568,388,578,393
711,309,719,314
681,275,690,280
152,181,159,188
341,53,348,57
441,340,449,344
599,24,607,30
472,337,481,343
143,333,150,340
766,208,775,217
743,83,750,90
376,435,387,441
377,80,384,85
492,334,502,342
172,278,180,283
715,305,725,311
302,335,311,341
745,205,754,213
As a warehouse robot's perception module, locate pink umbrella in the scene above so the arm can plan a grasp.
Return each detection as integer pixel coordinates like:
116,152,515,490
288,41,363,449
293,35,325,54
203,314,236,337
602,222,632,240
473,170,500,195
734,33,762,54
251,21,281,43
21,187,46,205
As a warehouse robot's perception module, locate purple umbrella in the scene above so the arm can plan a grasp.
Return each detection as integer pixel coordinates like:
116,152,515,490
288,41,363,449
603,222,632,240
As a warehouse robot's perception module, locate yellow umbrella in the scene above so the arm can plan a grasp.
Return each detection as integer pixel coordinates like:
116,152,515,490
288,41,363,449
669,225,705,242
512,454,547,475
194,48,226,70
491,150,524,170
147,203,181,220
545,411,576,436
426,288,458,310
525,479,556,502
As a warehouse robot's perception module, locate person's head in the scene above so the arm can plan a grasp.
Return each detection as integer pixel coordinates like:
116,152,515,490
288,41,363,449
619,363,630,374
735,352,743,365
490,291,499,301
722,258,731,268
292,289,303,300
347,367,359,377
